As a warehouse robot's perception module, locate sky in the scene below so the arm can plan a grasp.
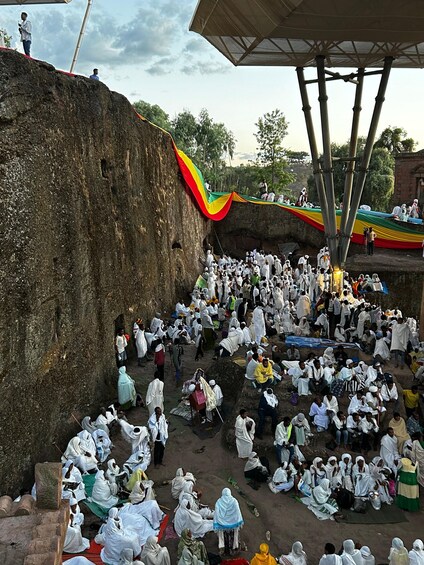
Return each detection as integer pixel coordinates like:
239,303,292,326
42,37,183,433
2,0,424,164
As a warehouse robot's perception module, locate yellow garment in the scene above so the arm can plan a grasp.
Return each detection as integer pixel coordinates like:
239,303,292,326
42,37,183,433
127,469,148,491
254,363,273,384
403,390,419,410
251,544,277,565
389,417,410,451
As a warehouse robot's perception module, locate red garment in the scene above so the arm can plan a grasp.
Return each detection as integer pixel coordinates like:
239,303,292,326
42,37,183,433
154,347,165,366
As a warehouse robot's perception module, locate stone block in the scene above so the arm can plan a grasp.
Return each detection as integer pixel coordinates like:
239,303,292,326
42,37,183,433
27,536,59,554
0,495,13,517
32,523,61,538
24,552,58,565
15,494,35,516
34,462,62,510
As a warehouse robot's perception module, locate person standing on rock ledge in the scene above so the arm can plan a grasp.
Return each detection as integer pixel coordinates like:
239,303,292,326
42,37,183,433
18,12,32,56
90,68,100,80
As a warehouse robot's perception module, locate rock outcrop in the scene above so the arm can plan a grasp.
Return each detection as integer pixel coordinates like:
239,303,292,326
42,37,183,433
0,50,210,494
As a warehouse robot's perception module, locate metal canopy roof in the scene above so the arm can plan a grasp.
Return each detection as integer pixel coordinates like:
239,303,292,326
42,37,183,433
190,0,424,68
0,0,71,4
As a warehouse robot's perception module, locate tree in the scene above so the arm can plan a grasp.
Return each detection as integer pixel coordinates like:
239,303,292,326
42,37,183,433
133,100,170,131
375,126,417,154
254,109,295,191
171,110,198,156
286,150,309,163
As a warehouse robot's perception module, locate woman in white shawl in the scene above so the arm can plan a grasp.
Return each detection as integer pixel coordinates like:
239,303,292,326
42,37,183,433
213,488,243,554
134,321,148,365
291,413,311,446
339,454,353,492
77,430,97,457
296,317,310,337
301,479,338,520
235,410,255,458
172,468,186,499
119,548,144,564
341,539,364,565
119,420,149,454
369,456,393,504
124,482,164,529
409,540,424,565
229,311,240,330
62,461,86,502
140,536,171,565
280,541,307,565
106,459,125,487
98,509,141,565
352,457,373,497
92,429,112,463
118,366,137,409
62,436,98,474
388,538,409,565
310,457,326,487
63,498,90,554
178,547,204,565
174,499,214,538
89,470,119,510
325,457,342,489
269,462,295,493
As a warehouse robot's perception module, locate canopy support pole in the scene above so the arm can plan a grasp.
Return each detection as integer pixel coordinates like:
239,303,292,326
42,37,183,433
70,0,93,74
339,56,393,265
296,56,393,272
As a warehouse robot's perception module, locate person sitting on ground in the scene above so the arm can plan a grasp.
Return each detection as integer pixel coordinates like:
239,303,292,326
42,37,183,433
269,461,295,494
301,478,339,520
309,396,330,431
177,528,209,565
250,543,277,565
257,388,278,439
244,452,271,483
319,543,342,565
254,357,274,390
407,412,423,436
279,541,307,565
140,535,171,565
287,344,300,361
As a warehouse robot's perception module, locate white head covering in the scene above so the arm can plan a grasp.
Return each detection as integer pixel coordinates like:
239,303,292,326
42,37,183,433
410,540,424,565
213,488,244,530
312,479,331,504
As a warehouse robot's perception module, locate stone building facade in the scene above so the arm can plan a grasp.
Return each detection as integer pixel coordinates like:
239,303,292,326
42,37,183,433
394,149,424,205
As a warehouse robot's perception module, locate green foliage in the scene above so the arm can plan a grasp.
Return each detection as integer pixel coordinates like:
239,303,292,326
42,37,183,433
254,109,295,191
0,28,12,48
306,138,395,211
286,150,309,163
375,126,417,154
133,100,171,131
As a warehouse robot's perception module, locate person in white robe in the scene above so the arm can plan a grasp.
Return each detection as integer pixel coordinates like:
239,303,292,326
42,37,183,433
296,292,311,321
290,361,310,396
360,546,376,565
408,540,424,565
235,410,255,458
145,376,164,416
352,456,373,497
179,482,214,519
140,536,171,565
65,558,97,565
301,479,338,520
319,543,343,565
252,305,266,345
269,462,295,493
390,318,411,369
119,420,150,454
279,541,307,565
106,459,126,488
97,509,141,565
380,429,400,475
369,456,393,504
133,321,148,365
89,470,119,510
341,539,364,565
310,457,326,487
339,454,353,492
172,468,187,500
62,436,98,474
118,500,163,544
174,499,214,538
309,398,329,431
291,413,311,446
118,366,137,408
388,538,410,565
213,487,244,553
209,380,223,407
92,429,112,463
63,517,90,554
325,457,342,489
62,461,86,502
123,443,151,476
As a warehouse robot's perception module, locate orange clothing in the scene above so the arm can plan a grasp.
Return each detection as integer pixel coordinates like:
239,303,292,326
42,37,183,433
251,544,277,565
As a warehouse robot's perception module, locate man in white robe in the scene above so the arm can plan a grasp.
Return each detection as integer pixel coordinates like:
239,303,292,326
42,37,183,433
296,291,311,321
145,377,164,417
252,305,266,345
235,409,255,458
380,428,400,475
390,317,411,368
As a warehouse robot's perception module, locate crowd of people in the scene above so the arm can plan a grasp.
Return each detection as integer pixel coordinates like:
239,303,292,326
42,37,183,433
9,244,424,564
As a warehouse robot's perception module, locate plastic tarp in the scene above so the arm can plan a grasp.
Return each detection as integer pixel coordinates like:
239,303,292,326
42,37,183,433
190,0,424,68
285,336,360,349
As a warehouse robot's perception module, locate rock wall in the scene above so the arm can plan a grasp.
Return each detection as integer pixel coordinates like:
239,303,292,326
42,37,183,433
0,50,210,495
